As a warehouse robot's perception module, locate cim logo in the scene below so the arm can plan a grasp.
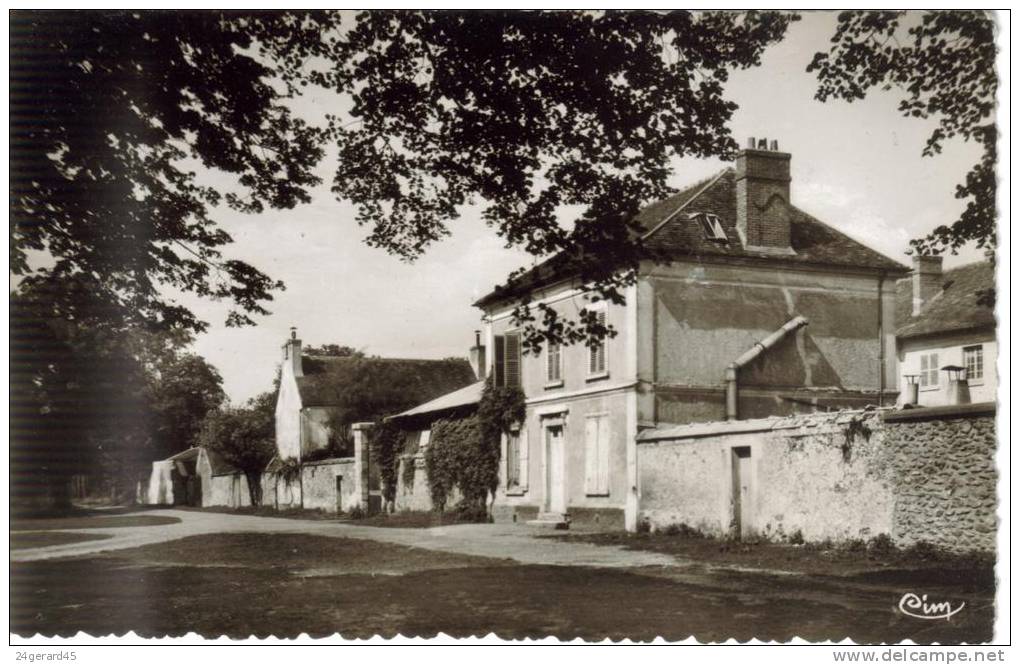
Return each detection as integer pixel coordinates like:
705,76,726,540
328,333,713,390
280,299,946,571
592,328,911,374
898,593,966,621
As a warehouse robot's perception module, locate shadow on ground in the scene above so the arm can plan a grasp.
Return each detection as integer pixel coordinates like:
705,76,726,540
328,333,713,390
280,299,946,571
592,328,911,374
10,532,994,643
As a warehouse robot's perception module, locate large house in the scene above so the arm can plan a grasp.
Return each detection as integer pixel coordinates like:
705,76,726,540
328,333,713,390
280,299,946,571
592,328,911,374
407,138,910,530
895,258,996,406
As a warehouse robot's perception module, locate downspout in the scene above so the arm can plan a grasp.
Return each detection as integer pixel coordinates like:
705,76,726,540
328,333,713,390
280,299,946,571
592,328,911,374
877,274,886,407
725,315,809,421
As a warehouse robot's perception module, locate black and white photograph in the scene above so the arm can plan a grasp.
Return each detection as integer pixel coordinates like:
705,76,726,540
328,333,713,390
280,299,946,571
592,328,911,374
9,8,1009,649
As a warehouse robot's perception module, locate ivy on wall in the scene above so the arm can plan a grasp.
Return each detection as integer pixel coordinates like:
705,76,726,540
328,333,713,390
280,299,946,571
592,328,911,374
369,419,405,511
425,378,525,518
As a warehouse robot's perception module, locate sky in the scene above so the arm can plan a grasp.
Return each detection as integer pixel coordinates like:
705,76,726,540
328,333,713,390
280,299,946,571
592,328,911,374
176,11,989,403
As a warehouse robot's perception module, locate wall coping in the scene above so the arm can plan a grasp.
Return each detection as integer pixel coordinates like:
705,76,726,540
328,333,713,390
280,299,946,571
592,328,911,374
302,456,355,467
882,401,996,423
637,409,891,443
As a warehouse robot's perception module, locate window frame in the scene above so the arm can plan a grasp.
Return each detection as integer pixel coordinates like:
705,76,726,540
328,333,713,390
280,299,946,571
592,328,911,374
585,304,609,381
545,341,563,388
963,345,984,383
919,352,940,390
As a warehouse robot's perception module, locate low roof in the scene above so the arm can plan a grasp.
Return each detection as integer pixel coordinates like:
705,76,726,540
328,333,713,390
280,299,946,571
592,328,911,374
475,168,908,308
163,447,240,475
295,355,477,416
896,261,996,339
389,380,485,420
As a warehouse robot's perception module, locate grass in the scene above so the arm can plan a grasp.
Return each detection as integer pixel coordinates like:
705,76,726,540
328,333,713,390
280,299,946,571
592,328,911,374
11,514,182,532
177,505,343,521
10,531,994,642
10,531,113,550
548,530,996,585
345,510,469,529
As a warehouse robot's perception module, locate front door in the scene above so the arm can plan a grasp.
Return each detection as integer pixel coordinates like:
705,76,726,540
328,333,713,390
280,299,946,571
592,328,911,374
545,425,566,514
732,446,753,539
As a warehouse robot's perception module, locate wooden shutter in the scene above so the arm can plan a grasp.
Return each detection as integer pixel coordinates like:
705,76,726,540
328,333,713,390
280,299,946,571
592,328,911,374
597,415,610,495
584,417,599,494
506,432,519,487
505,332,521,387
519,427,529,491
493,335,505,387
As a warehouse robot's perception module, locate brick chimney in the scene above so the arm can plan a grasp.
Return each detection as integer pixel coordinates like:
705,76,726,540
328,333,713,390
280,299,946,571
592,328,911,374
283,326,303,377
469,330,486,381
735,137,793,251
911,255,944,316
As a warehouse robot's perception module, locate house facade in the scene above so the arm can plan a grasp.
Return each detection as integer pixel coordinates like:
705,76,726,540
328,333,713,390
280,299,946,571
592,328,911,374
472,139,909,531
895,258,996,406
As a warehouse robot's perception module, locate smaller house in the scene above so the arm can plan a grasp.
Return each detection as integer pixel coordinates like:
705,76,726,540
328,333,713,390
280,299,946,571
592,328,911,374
267,329,479,512
896,258,996,406
145,446,250,508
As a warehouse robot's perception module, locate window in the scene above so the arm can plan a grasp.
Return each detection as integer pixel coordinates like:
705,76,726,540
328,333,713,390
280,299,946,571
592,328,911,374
588,309,607,377
493,331,522,388
505,428,527,492
506,431,520,488
584,415,610,496
417,429,431,449
919,352,939,388
546,342,562,384
964,345,984,381
693,212,727,242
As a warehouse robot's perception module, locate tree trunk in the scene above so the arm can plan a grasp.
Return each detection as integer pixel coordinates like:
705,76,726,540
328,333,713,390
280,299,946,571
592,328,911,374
245,471,262,507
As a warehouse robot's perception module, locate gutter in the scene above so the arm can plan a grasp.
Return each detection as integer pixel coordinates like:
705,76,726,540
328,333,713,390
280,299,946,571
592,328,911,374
725,315,809,421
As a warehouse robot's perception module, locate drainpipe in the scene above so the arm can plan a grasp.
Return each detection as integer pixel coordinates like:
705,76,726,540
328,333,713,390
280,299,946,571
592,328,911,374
877,274,886,407
725,316,809,421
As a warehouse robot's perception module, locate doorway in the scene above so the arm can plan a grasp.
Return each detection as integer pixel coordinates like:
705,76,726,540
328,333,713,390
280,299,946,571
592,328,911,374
544,425,566,514
731,446,753,539
335,476,344,513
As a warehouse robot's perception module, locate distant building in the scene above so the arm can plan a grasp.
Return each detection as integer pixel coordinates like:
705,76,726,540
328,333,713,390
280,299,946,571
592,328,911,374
895,258,996,406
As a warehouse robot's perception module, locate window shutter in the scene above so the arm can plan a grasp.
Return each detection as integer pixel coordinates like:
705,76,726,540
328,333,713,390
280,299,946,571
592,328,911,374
505,332,521,387
547,345,554,381
589,310,607,374
584,417,598,494
519,428,529,491
597,415,611,495
493,335,505,387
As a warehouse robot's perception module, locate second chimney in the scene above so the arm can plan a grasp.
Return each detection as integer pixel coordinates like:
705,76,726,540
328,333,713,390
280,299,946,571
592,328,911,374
736,137,792,250
469,330,487,381
911,255,944,316
283,327,303,377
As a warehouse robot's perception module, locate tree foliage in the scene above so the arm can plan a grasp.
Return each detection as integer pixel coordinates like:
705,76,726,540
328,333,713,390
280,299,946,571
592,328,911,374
199,391,277,506
319,10,796,350
809,10,998,257
11,277,225,506
10,10,339,334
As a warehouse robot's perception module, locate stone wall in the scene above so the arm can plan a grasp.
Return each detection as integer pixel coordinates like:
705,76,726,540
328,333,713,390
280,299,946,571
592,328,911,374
637,403,997,553
883,405,998,553
207,473,252,508
301,458,357,513
394,453,460,512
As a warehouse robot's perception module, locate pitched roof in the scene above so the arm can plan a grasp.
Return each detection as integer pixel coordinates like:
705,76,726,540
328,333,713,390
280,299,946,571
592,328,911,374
294,355,477,419
388,379,485,420
475,168,908,308
896,261,996,339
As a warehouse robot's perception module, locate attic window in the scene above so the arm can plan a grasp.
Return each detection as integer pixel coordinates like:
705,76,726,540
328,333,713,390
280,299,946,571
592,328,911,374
692,212,727,242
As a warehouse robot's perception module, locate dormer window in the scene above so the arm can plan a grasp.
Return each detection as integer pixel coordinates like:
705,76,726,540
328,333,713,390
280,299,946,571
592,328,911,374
692,212,727,242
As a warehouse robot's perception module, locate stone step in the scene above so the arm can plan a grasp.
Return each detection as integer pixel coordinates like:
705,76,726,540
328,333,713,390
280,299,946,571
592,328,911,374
527,512,570,530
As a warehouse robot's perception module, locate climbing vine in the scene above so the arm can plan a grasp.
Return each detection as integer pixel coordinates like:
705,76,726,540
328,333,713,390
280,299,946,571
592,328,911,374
401,453,417,490
840,414,873,464
424,377,525,518
370,419,405,511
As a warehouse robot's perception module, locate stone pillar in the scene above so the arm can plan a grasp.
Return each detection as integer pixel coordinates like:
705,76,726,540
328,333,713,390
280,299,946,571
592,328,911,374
352,422,374,510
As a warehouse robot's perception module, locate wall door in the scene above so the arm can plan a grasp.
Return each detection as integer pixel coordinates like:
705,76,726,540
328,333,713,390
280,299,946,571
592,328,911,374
545,425,566,514
335,476,344,513
731,447,753,539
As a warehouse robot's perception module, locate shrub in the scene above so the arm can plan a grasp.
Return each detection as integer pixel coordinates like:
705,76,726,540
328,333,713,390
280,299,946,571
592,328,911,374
842,538,867,553
867,533,896,557
903,540,942,561
347,505,366,520
662,522,706,539
788,529,805,545
400,454,417,490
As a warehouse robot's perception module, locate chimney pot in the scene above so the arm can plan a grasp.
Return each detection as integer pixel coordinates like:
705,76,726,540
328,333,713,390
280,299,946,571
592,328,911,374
747,136,756,149
290,326,297,340
770,139,779,151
